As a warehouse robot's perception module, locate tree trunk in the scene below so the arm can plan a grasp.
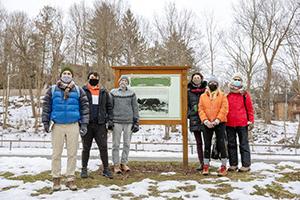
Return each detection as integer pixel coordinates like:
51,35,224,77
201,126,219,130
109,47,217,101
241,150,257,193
295,121,300,145
263,64,272,123
3,83,8,129
163,125,171,140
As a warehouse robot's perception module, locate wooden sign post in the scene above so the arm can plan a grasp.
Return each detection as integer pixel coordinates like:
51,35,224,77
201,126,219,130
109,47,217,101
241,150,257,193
112,66,189,168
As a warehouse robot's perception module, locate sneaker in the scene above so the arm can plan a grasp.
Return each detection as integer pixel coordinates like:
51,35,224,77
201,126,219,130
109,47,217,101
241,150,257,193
80,167,88,178
218,165,227,176
114,164,122,174
202,164,209,175
52,177,61,191
239,166,250,172
103,168,113,179
196,163,203,171
228,166,238,172
66,180,77,191
120,163,131,172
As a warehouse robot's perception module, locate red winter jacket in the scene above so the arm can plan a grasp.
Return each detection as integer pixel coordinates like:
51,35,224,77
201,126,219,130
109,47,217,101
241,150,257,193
226,92,254,127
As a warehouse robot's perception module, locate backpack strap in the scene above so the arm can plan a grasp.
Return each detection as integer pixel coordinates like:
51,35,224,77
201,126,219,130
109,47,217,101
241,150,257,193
51,85,56,96
243,93,249,121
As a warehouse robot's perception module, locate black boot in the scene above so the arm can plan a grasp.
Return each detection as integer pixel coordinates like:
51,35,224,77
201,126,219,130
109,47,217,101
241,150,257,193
103,168,113,179
81,167,88,178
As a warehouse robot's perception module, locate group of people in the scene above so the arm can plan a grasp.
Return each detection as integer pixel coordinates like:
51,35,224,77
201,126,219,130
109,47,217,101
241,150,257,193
42,67,254,192
42,68,139,191
188,72,254,176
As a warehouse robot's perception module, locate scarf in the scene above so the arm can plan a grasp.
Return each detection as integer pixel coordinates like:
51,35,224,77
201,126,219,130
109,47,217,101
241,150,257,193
229,82,246,94
56,79,76,99
189,82,207,94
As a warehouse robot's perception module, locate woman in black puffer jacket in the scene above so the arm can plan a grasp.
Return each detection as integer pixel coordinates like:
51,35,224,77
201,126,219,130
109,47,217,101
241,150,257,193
188,72,207,171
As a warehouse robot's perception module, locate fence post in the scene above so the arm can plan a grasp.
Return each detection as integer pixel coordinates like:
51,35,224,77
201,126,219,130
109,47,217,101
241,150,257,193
9,141,12,151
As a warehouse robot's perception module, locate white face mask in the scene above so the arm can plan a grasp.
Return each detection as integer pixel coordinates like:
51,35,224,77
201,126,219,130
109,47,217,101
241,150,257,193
61,75,73,83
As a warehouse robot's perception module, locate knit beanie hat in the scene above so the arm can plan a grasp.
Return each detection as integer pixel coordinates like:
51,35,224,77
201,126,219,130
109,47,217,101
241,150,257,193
118,75,130,85
207,75,219,84
60,67,74,77
232,72,244,81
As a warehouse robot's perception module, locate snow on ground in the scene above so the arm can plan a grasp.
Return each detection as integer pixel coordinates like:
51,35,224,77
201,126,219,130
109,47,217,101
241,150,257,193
1,96,300,155
0,157,300,199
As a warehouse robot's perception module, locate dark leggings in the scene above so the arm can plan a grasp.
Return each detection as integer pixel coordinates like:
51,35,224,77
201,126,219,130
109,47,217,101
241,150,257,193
193,131,203,164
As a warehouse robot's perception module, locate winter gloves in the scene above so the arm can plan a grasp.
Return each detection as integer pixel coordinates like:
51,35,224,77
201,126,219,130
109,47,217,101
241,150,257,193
131,118,139,133
131,123,139,133
80,124,88,136
44,123,50,133
107,120,114,131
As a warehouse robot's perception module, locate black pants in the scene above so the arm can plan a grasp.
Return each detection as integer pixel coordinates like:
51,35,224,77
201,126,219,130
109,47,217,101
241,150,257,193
193,131,203,164
226,126,251,167
203,123,227,159
81,123,108,169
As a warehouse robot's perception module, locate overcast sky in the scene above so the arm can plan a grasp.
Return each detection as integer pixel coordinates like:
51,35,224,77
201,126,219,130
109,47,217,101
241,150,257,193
1,0,237,27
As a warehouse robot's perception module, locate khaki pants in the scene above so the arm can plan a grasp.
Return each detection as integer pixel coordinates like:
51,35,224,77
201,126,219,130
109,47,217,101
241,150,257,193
51,123,79,179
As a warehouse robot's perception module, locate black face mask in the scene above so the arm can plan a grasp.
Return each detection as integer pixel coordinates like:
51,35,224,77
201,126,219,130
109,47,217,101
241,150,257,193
89,79,99,86
208,84,218,91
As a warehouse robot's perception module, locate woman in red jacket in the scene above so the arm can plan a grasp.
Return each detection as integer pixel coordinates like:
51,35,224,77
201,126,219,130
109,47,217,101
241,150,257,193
226,73,254,172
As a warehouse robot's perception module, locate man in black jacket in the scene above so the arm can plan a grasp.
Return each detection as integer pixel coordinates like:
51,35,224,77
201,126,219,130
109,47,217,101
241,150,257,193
81,72,113,179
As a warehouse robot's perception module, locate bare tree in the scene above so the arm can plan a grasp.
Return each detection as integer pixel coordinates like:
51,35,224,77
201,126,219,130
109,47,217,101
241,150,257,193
224,0,261,90
6,12,40,129
254,0,300,123
68,1,90,65
204,12,223,75
278,23,300,143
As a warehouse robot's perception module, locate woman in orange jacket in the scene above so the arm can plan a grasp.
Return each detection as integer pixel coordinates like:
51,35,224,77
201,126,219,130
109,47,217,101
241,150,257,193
198,75,229,176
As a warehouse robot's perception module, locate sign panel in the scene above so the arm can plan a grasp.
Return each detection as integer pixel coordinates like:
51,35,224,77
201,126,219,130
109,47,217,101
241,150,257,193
125,74,181,120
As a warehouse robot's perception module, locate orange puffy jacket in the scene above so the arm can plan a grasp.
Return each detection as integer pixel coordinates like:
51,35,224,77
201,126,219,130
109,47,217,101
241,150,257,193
198,89,228,123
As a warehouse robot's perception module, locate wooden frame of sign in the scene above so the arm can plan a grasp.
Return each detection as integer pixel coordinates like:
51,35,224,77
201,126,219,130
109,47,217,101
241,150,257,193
112,66,189,168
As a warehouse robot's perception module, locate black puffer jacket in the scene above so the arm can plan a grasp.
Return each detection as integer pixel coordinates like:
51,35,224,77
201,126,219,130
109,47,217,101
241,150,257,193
82,85,113,124
187,80,207,132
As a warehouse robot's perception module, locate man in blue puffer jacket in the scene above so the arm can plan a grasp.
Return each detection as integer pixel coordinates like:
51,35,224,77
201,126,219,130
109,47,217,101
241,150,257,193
42,67,89,191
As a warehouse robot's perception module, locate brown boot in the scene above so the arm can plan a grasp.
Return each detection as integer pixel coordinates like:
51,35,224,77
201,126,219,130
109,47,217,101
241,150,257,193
120,163,130,172
65,179,77,191
52,177,61,191
114,164,122,174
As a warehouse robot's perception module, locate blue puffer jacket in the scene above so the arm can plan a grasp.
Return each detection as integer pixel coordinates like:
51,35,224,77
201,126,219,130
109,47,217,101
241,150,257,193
42,84,89,126
50,86,80,124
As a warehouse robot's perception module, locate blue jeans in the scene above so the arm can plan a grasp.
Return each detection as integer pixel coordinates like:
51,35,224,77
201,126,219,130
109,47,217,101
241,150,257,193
226,126,251,167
